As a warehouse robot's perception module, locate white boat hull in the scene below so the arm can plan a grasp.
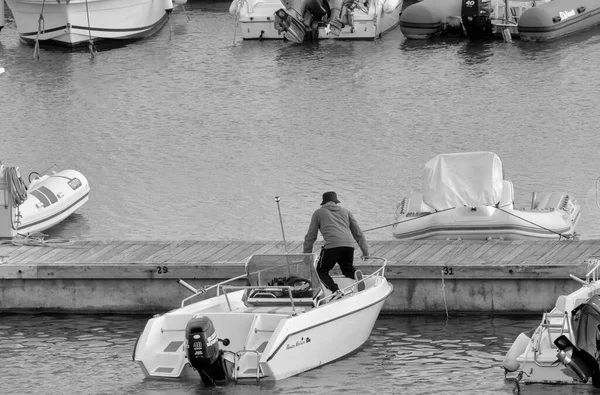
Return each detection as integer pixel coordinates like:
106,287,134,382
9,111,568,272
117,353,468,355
4,0,174,47
133,254,393,382
392,192,581,240
0,167,90,238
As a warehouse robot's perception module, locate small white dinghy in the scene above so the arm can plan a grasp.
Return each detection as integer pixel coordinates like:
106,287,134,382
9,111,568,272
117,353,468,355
0,163,90,238
133,253,392,383
392,152,581,240
503,259,600,388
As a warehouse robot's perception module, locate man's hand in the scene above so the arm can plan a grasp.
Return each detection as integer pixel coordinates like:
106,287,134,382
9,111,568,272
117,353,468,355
360,255,369,261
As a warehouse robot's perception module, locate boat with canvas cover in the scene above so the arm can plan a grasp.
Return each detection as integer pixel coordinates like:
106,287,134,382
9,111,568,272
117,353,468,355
3,0,186,49
391,152,581,240
271,0,403,43
0,163,90,238
133,253,392,383
503,259,600,388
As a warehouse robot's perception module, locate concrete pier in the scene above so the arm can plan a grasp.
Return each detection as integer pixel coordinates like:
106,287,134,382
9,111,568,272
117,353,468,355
1,239,599,314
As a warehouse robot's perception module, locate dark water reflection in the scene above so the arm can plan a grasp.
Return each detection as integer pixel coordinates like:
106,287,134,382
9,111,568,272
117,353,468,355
2,313,599,394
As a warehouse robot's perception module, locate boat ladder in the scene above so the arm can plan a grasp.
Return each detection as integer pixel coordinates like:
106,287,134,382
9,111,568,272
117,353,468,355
533,311,572,366
233,315,273,382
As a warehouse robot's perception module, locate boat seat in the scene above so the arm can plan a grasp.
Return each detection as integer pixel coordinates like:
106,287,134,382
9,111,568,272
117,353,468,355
498,180,514,208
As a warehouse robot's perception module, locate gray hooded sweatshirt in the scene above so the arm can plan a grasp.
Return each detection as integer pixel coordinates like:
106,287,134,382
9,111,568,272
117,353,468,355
303,202,369,256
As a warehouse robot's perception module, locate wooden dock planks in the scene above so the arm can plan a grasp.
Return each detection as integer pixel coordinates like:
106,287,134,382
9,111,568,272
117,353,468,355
0,239,599,270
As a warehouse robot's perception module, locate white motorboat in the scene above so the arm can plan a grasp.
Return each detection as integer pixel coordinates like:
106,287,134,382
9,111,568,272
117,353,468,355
391,152,581,240
4,0,183,48
0,163,90,238
269,0,403,43
133,253,392,383
503,259,600,388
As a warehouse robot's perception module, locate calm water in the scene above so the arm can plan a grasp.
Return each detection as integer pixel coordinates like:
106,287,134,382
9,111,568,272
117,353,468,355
2,3,600,393
3,313,598,395
1,1,600,243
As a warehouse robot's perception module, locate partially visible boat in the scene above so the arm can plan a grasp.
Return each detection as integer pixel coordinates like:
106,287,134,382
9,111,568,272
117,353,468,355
0,163,90,238
518,0,600,42
503,259,600,387
399,0,463,39
133,253,392,382
4,0,180,48
391,152,581,240
273,0,403,43
229,0,285,39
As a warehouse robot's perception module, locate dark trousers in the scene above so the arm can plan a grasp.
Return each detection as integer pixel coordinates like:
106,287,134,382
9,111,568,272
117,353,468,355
317,246,356,292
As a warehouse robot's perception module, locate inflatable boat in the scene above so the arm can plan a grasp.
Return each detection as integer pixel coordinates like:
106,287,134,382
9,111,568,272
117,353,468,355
518,0,600,42
391,152,581,240
503,259,600,387
0,164,90,238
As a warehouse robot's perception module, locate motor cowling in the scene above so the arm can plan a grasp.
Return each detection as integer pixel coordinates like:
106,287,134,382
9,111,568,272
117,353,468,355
185,316,227,384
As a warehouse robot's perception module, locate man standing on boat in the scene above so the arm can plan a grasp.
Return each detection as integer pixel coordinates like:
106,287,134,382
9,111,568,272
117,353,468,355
304,191,369,298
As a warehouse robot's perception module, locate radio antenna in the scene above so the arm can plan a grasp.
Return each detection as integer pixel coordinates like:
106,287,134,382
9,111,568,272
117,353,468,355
275,196,288,254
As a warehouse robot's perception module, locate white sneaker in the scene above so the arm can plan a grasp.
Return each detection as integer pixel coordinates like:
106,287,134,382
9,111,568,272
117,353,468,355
355,270,365,292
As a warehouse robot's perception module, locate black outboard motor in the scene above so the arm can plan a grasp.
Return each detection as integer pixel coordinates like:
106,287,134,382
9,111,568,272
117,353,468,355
461,0,494,40
185,316,227,385
554,295,600,387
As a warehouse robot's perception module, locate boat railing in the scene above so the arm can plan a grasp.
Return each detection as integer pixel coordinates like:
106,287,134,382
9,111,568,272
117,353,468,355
316,256,387,306
179,255,387,308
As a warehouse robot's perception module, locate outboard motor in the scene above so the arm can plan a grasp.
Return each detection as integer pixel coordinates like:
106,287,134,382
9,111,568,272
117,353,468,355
554,295,600,388
274,0,330,43
185,316,228,385
461,0,494,40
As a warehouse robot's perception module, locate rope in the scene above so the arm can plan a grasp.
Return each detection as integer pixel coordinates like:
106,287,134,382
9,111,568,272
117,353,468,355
441,269,449,323
363,207,456,232
85,0,96,58
4,167,28,206
0,232,74,247
33,0,47,60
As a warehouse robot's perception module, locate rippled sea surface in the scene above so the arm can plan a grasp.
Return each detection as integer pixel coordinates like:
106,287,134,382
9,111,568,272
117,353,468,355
1,1,600,243
5,313,598,395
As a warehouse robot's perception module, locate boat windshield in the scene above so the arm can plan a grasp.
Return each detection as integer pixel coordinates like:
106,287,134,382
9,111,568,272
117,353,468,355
245,254,322,299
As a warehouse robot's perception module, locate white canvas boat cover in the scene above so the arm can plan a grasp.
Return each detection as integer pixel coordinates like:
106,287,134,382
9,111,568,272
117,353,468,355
422,152,504,210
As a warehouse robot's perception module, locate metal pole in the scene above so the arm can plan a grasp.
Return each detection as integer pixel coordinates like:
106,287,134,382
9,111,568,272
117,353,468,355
275,196,288,254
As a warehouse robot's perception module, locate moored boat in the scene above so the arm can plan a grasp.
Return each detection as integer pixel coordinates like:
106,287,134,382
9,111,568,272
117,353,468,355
133,253,392,382
391,152,581,240
503,258,600,387
0,163,90,238
273,0,403,43
518,0,600,42
4,0,179,49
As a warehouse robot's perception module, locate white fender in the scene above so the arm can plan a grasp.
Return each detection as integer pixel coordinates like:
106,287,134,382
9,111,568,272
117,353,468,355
229,0,240,15
383,0,402,13
503,332,531,372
